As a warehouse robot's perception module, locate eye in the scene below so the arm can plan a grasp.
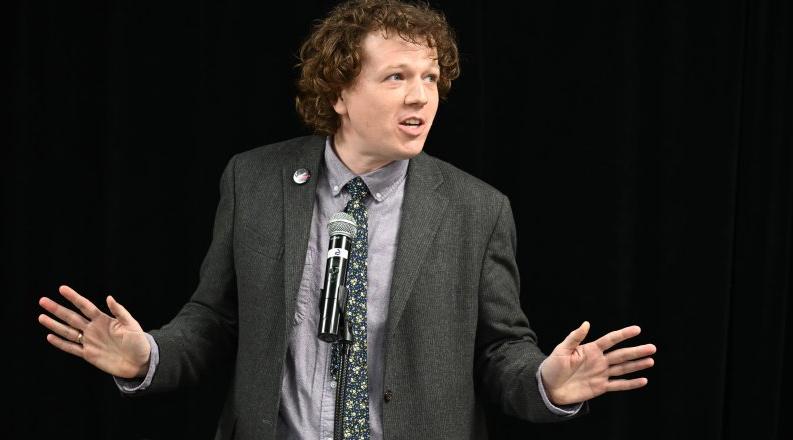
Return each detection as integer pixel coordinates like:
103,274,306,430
424,74,439,83
386,73,403,81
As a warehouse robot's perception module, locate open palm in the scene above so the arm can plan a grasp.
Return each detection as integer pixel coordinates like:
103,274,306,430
540,321,656,406
38,285,151,379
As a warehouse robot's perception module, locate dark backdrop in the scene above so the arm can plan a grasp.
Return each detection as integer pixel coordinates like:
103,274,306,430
6,0,792,439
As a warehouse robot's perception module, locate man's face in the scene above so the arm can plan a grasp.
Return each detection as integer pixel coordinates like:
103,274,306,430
333,31,440,168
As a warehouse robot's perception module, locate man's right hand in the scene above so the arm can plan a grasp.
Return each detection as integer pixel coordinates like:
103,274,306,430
38,285,151,379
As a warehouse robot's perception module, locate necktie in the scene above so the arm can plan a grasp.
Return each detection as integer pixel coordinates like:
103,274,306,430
332,176,371,439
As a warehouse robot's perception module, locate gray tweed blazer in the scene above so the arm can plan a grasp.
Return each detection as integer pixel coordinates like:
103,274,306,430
144,135,570,439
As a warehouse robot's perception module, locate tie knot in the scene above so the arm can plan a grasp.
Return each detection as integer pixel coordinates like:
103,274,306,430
345,176,370,201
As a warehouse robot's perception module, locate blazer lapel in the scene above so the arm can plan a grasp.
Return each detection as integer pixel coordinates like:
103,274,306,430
282,136,325,327
386,152,448,340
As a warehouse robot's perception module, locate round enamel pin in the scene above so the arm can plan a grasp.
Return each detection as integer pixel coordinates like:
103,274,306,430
293,168,311,185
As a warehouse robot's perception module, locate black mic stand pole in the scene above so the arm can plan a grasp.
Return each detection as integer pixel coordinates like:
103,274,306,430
333,297,353,440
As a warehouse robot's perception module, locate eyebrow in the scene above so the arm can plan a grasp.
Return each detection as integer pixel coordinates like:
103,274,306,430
381,63,440,71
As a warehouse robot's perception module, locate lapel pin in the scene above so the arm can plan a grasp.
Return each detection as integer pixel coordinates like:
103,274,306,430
293,168,311,185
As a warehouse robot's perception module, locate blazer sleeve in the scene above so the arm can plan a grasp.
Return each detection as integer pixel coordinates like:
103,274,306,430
143,154,240,393
474,194,576,422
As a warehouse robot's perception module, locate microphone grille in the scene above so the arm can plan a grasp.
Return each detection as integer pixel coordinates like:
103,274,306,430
328,212,357,238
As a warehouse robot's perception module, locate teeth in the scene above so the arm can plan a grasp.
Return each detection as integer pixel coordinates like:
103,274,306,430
401,118,421,126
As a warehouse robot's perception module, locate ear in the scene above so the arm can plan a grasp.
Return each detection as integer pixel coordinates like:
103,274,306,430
332,91,348,116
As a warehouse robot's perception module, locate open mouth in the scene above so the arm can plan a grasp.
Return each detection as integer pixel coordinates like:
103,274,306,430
399,117,424,127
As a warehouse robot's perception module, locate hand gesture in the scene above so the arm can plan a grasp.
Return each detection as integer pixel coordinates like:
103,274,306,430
540,321,656,406
38,285,151,379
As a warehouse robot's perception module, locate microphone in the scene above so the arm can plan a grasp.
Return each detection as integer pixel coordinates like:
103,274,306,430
318,212,357,343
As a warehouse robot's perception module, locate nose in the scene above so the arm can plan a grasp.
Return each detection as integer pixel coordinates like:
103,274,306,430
404,79,428,106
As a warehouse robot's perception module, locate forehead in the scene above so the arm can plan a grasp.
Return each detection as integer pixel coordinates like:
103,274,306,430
359,31,439,70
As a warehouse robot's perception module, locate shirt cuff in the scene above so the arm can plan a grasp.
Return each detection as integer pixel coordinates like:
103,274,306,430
113,333,159,393
535,358,584,416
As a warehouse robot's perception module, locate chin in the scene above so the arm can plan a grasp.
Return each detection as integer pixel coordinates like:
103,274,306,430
397,138,427,159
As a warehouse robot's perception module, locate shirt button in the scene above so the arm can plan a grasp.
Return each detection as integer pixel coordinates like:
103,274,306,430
384,389,393,402
330,381,336,389
375,192,382,199
333,185,339,192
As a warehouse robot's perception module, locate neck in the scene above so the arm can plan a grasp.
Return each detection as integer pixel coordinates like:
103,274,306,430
332,134,393,175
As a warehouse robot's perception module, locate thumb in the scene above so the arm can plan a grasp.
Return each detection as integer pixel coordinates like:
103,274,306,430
557,321,590,351
106,295,138,327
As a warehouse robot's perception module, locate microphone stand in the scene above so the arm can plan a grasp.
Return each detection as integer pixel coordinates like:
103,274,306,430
333,305,353,440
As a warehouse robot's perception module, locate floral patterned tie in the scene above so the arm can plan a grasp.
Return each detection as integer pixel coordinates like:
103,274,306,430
331,176,371,439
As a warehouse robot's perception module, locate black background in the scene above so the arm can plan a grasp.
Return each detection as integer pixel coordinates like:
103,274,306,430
6,0,792,439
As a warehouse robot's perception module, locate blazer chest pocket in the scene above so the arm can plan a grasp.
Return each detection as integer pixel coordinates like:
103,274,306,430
235,222,284,261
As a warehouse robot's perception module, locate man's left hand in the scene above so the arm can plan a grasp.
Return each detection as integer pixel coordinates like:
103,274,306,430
540,321,656,406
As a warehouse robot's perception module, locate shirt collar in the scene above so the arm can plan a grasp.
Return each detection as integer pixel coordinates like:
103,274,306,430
323,136,408,202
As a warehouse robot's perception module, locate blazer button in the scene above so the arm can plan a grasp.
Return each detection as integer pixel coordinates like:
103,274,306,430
383,389,393,402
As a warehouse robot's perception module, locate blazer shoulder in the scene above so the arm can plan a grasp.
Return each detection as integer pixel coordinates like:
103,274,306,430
421,152,510,209
220,135,324,186
235,135,323,169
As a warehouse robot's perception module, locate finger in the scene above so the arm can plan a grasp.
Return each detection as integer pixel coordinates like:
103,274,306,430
557,321,590,351
605,344,657,364
607,357,655,377
59,285,102,320
594,325,642,352
107,296,138,327
45,333,84,358
605,377,649,392
38,297,90,330
38,314,83,343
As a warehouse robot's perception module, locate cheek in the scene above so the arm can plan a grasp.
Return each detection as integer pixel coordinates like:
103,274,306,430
426,101,440,124
350,98,392,128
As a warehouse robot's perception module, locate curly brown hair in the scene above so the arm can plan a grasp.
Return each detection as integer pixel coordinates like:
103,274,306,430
295,0,460,135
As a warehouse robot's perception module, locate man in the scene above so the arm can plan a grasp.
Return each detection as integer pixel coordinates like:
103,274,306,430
38,1,656,439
